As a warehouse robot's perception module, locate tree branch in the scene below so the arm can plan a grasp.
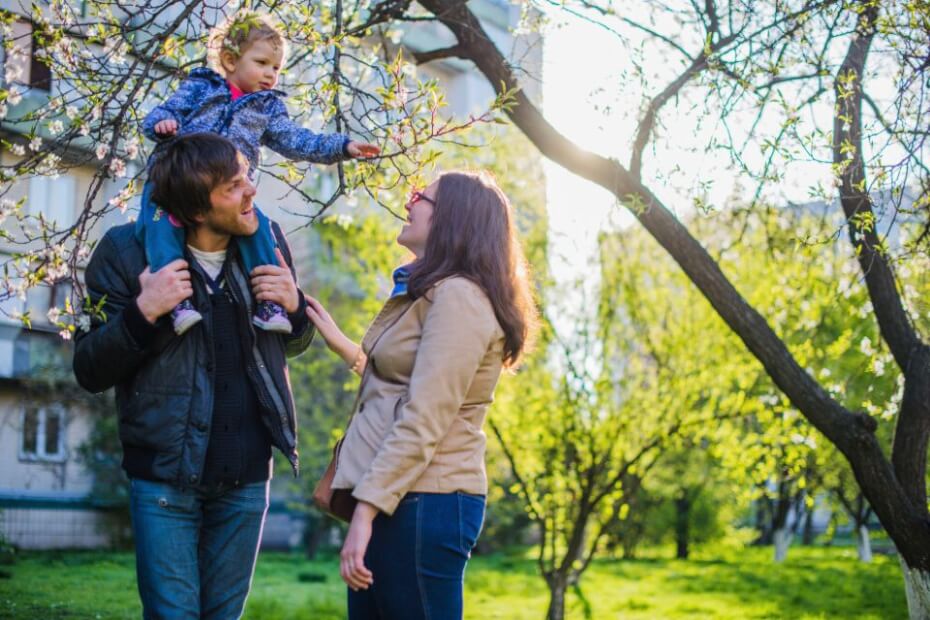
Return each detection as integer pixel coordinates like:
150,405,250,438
832,2,930,513
419,0,930,568
411,44,464,64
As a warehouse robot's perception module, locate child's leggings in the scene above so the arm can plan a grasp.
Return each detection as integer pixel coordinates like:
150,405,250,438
135,180,277,276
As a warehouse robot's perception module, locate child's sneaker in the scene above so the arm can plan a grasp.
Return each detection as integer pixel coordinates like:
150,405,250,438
253,300,292,334
171,299,202,335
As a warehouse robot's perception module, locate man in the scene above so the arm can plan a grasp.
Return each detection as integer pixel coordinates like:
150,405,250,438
73,133,313,619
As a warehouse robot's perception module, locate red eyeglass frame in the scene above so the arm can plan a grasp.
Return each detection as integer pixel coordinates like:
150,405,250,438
407,190,436,206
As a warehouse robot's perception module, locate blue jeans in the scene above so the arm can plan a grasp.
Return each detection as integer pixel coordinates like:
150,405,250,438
129,478,269,620
136,180,277,274
348,492,486,620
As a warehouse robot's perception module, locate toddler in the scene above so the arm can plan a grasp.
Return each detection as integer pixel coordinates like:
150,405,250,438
140,10,379,334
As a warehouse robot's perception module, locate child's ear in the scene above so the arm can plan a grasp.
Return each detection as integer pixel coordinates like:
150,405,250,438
220,50,238,75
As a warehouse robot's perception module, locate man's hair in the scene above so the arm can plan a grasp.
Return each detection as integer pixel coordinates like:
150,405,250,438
207,10,287,75
148,133,241,227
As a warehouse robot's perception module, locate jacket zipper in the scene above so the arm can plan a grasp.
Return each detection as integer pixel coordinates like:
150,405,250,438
225,257,299,472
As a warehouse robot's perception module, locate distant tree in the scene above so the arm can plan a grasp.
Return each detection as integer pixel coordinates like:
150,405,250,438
405,1,930,613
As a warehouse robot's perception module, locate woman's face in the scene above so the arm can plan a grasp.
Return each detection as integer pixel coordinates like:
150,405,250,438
397,181,437,257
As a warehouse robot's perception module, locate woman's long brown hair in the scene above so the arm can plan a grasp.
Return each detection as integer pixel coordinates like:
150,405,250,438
406,171,537,367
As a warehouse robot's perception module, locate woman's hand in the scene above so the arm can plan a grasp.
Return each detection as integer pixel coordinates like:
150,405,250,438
306,295,363,369
340,502,378,590
305,295,345,349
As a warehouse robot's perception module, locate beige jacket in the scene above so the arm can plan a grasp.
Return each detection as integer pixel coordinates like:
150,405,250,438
331,276,505,515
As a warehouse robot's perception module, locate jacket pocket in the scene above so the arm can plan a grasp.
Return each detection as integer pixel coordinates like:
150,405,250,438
120,388,191,452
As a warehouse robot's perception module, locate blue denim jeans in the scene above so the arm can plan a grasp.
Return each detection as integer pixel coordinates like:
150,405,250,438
348,491,486,620
129,478,269,620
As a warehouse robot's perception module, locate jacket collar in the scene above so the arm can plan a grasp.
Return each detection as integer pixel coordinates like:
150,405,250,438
188,66,288,98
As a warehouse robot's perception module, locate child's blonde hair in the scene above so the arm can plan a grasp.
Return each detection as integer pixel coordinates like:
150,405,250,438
207,10,287,75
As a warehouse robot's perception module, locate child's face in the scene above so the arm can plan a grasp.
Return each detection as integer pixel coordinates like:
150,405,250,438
223,38,284,93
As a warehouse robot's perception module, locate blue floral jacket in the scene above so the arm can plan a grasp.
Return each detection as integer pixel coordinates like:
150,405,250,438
142,67,349,174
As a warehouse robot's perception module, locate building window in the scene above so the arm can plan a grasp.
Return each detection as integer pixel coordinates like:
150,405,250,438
7,21,52,92
20,405,66,462
6,21,52,91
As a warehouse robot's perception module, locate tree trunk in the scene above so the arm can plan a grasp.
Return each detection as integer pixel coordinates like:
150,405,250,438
755,498,774,545
900,558,930,620
546,573,569,620
856,525,873,563
675,494,690,559
414,5,930,611
802,506,815,546
773,527,792,563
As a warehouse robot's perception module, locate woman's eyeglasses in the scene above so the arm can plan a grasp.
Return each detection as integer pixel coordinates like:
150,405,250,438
408,190,435,206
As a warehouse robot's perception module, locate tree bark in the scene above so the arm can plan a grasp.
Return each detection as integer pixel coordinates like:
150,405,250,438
856,525,873,563
414,0,930,584
773,528,792,563
546,572,569,620
802,507,815,546
900,558,930,620
675,493,690,559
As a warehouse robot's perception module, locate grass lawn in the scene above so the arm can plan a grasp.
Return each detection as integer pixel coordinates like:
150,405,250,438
0,545,906,619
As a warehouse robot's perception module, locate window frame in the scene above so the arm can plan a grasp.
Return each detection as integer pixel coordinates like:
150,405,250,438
19,404,67,463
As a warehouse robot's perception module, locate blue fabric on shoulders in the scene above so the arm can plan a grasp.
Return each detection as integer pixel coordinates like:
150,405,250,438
390,266,410,298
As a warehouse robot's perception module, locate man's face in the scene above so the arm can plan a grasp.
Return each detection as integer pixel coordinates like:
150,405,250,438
200,154,258,237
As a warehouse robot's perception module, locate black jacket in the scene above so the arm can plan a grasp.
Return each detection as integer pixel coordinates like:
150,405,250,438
72,221,313,484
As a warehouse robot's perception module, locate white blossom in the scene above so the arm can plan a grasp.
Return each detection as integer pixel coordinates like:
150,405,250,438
49,120,64,135
859,336,873,356
5,62,24,83
65,105,78,119
29,137,42,151
7,87,23,106
124,137,140,160
77,314,91,332
109,157,126,178
47,306,61,323
10,143,24,156
96,144,110,160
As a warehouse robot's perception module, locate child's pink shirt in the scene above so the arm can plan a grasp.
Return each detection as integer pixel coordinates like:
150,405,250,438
228,82,245,100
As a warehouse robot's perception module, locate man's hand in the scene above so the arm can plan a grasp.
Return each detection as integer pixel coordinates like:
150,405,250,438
154,119,179,136
251,248,299,314
346,141,380,158
340,502,378,591
136,259,193,324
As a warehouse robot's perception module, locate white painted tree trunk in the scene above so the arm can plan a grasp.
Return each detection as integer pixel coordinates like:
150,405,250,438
855,525,872,563
773,527,791,563
899,558,930,620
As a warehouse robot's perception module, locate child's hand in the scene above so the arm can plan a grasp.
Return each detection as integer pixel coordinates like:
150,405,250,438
347,141,380,159
154,119,179,136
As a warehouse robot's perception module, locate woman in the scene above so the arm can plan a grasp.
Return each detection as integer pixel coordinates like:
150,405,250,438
305,170,536,619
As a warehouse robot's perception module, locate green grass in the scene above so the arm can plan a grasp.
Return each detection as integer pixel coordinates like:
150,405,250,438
0,546,906,619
